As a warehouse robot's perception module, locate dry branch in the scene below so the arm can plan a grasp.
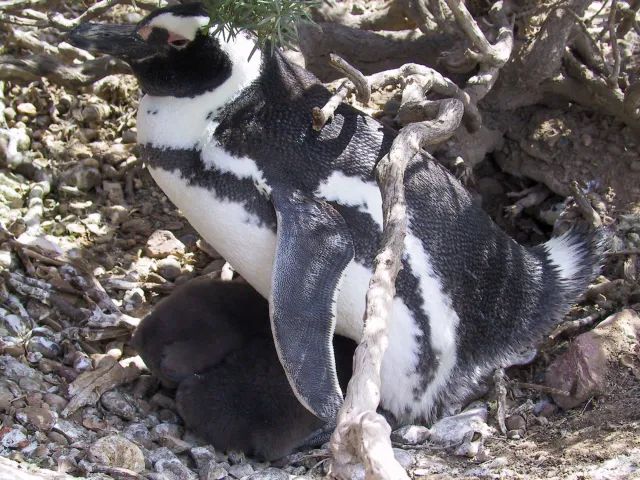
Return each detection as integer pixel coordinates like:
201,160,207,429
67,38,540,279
569,181,602,228
329,98,463,479
0,54,131,88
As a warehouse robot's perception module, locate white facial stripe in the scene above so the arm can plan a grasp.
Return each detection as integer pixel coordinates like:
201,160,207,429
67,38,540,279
315,172,384,229
147,13,209,41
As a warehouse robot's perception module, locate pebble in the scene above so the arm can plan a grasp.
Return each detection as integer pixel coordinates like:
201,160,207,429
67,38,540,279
201,461,228,480
546,309,640,409
159,435,192,454
103,181,126,205
3,314,30,337
190,445,217,470
393,448,415,469
43,393,68,413
390,425,430,445
59,164,102,192
88,435,145,472
0,425,28,448
152,423,183,441
245,467,289,480
26,336,61,359
505,414,526,431
16,406,57,431
124,422,154,449
17,103,37,117
149,446,178,465
122,129,137,144
146,230,186,259
52,419,92,444
18,377,44,393
0,250,12,269
155,458,198,480
228,463,254,478
104,205,130,225
47,431,69,446
202,259,226,276
157,256,183,281
100,390,137,420
428,402,492,446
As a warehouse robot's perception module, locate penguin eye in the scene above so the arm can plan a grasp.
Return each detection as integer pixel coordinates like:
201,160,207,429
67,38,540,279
169,38,189,48
167,32,189,48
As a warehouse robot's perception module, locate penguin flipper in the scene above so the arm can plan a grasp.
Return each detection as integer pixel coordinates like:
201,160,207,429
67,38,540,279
270,187,354,423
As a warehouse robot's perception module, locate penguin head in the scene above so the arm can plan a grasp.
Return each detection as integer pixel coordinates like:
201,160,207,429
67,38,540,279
68,3,261,98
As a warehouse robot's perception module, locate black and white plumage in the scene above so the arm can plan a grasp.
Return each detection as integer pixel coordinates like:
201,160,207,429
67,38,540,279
132,277,356,460
70,3,602,430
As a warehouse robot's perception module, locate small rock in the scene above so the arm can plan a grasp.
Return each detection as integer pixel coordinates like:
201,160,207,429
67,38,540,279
227,451,245,466
59,164,102,192
103,181,126,205
122,130,137,144
52,418,91,444
17,406,57,431
149,446,178,466
2,314,30,338
391,425,430,445
0,250,12,269
201,461,228,480
196,239,221,259
151,423,183,441
507,429,524,440
18,377,43,393
630,160,640,172
202,259,226,276
82,415,107,431
505,414,526,432
393,448,414,469
160,435,192,454
155,458,198,480
73,355,92,373
245,467,288,480
4,107,16,121
546,309,640,409
0,426,28,448
101,390,137,420
156,256,182,281
429,402,493,446
228,463,254,479
88,435,145,472
104,205,129,225
146,230,185,259
581,134,593,147
190,445,217,470
26,336,61,359
17,103,37,117
47,431,69,446
124,422,153,449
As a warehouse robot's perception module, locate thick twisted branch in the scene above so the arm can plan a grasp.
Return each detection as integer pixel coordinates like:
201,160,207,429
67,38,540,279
329,98,463,479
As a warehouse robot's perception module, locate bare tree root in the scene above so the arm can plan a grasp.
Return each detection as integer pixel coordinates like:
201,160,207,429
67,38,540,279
329,98,463,479
297,22,452,81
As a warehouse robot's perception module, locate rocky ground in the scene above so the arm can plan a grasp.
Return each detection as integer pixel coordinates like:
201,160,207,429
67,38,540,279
1,5,640,479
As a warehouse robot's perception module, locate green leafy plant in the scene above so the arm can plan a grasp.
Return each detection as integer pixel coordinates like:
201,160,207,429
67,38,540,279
200,0,320,57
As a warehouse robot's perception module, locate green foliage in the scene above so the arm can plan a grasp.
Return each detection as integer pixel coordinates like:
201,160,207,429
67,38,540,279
200,0,320,57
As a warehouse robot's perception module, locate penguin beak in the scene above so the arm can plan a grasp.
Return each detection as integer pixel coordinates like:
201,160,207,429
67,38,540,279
67,23,155,61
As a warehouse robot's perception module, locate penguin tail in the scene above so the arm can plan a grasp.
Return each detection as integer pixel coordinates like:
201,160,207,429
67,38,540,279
541,225,606,300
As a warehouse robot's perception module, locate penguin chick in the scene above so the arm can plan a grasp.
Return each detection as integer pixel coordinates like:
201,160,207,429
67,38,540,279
132,276,356,460
132,277,271,388
176,334,356,461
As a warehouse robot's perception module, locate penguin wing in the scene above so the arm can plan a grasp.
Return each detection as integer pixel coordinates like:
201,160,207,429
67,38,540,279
269,187,354,423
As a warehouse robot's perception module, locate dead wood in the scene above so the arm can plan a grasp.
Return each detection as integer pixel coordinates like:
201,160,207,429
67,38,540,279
0,54,131,89
297,22,452,81
0,456,75,480
60,355,140,418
